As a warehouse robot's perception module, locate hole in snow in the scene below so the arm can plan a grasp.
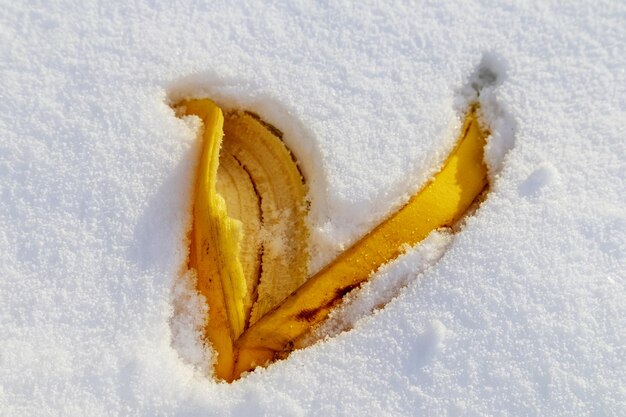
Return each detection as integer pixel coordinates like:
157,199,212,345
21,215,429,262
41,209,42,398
167,58,514,381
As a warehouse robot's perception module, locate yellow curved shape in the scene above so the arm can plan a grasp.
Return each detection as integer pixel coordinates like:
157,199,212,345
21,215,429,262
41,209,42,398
221,112,309,326
175,98,488,381
232,108,488,379
176,99,309,381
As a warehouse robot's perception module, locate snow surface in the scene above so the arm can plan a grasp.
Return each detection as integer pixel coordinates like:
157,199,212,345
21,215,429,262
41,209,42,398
1,1,625,416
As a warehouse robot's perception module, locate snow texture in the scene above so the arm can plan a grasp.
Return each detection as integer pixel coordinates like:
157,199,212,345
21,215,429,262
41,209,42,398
1,1,625,416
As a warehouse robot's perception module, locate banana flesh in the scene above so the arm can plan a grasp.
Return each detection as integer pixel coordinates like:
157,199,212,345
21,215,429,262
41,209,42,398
176,99,308,381
232,108,489,379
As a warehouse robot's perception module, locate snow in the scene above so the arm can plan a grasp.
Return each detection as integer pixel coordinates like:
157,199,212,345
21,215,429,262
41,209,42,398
1,1,624,416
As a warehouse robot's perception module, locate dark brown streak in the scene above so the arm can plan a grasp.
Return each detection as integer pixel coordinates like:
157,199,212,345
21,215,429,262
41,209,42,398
295,283,362,322
242,111,307,185
232,155,263,211
244,111,284,138
245,245,264,330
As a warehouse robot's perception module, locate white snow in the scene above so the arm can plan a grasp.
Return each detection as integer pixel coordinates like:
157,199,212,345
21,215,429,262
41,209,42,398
1,1,624,416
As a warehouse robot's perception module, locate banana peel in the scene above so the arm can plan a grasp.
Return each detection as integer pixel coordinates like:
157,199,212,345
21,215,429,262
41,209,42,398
180,99,243,380
175,99,489,382
176,99,308,381
221,111,309,326
232,107,488,378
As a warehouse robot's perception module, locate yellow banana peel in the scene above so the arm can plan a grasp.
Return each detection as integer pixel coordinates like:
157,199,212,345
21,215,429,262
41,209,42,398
233,107,488,378
175,99,489,382
176,99,309,381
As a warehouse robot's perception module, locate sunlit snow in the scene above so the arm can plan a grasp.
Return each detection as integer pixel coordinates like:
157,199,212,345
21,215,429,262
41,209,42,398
0,1,624,416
